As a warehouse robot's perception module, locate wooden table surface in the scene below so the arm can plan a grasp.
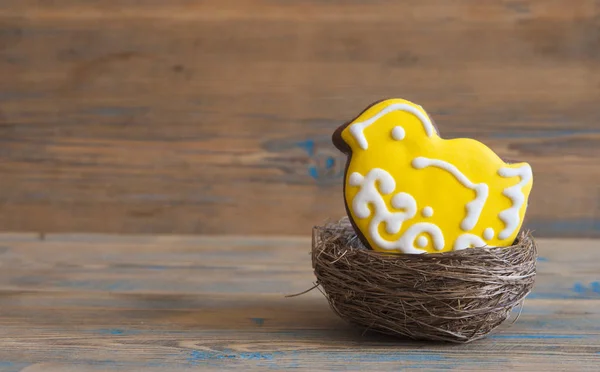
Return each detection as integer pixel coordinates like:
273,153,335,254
0,233,598,371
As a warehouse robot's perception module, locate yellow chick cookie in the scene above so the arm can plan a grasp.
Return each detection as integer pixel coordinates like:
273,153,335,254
332,98,533,254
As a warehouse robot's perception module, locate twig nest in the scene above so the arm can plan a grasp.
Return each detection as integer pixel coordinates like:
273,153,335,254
312,218,537,343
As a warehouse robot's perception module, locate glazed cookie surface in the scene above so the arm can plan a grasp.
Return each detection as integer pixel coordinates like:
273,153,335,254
332,98,533,254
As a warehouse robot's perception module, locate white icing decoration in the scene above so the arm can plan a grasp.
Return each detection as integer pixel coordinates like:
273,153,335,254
391,192,418,213
412,157,489,232
483,227,495,241
348,103,437,150
349,172,364,186
422,206,434,218
349,168,416,234
454,234,487,251
398,223,445,252
391,126,406,140
386,191,417,234
416,236,428,248
348,168,445,254
497,164,533,239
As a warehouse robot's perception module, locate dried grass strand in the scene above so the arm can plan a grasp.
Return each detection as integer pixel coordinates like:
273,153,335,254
311,217,537,343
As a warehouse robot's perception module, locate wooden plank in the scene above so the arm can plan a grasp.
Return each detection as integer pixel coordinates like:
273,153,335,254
1,0,600,237
0,234,598,371
0,234,598,299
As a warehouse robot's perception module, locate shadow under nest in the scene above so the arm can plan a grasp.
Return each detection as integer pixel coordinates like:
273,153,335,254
311,217,537,344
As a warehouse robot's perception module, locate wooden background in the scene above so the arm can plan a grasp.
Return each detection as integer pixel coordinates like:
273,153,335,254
1,0,599,238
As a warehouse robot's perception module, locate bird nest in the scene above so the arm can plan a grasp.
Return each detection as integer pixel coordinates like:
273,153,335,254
311,217,537,343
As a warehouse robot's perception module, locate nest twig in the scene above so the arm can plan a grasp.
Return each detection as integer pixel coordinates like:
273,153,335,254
311,217,537,343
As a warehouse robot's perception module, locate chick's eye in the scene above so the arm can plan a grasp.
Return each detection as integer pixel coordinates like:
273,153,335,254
391,126,406,141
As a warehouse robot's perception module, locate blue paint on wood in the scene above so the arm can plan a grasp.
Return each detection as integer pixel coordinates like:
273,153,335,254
294,137,346,181
187,349,450,364
526,289,598,300
566,281,600,296
250,317,265,326
97,329,125,335
325,156,335,169
347,353,446,363
536,256,549,262
0,361,29,372
55,280,135,291
296,140,315,156
188,350,280,363
573,282,587,294
239,353,275,361
188,350,216,361
86,329,140,336
308,165,319,179
188,350,211,364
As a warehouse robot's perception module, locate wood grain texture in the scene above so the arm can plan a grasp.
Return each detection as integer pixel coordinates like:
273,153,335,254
1,0,600,237
0,233,599,371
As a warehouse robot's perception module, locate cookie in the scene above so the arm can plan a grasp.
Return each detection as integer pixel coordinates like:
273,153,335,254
332,98,533,254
